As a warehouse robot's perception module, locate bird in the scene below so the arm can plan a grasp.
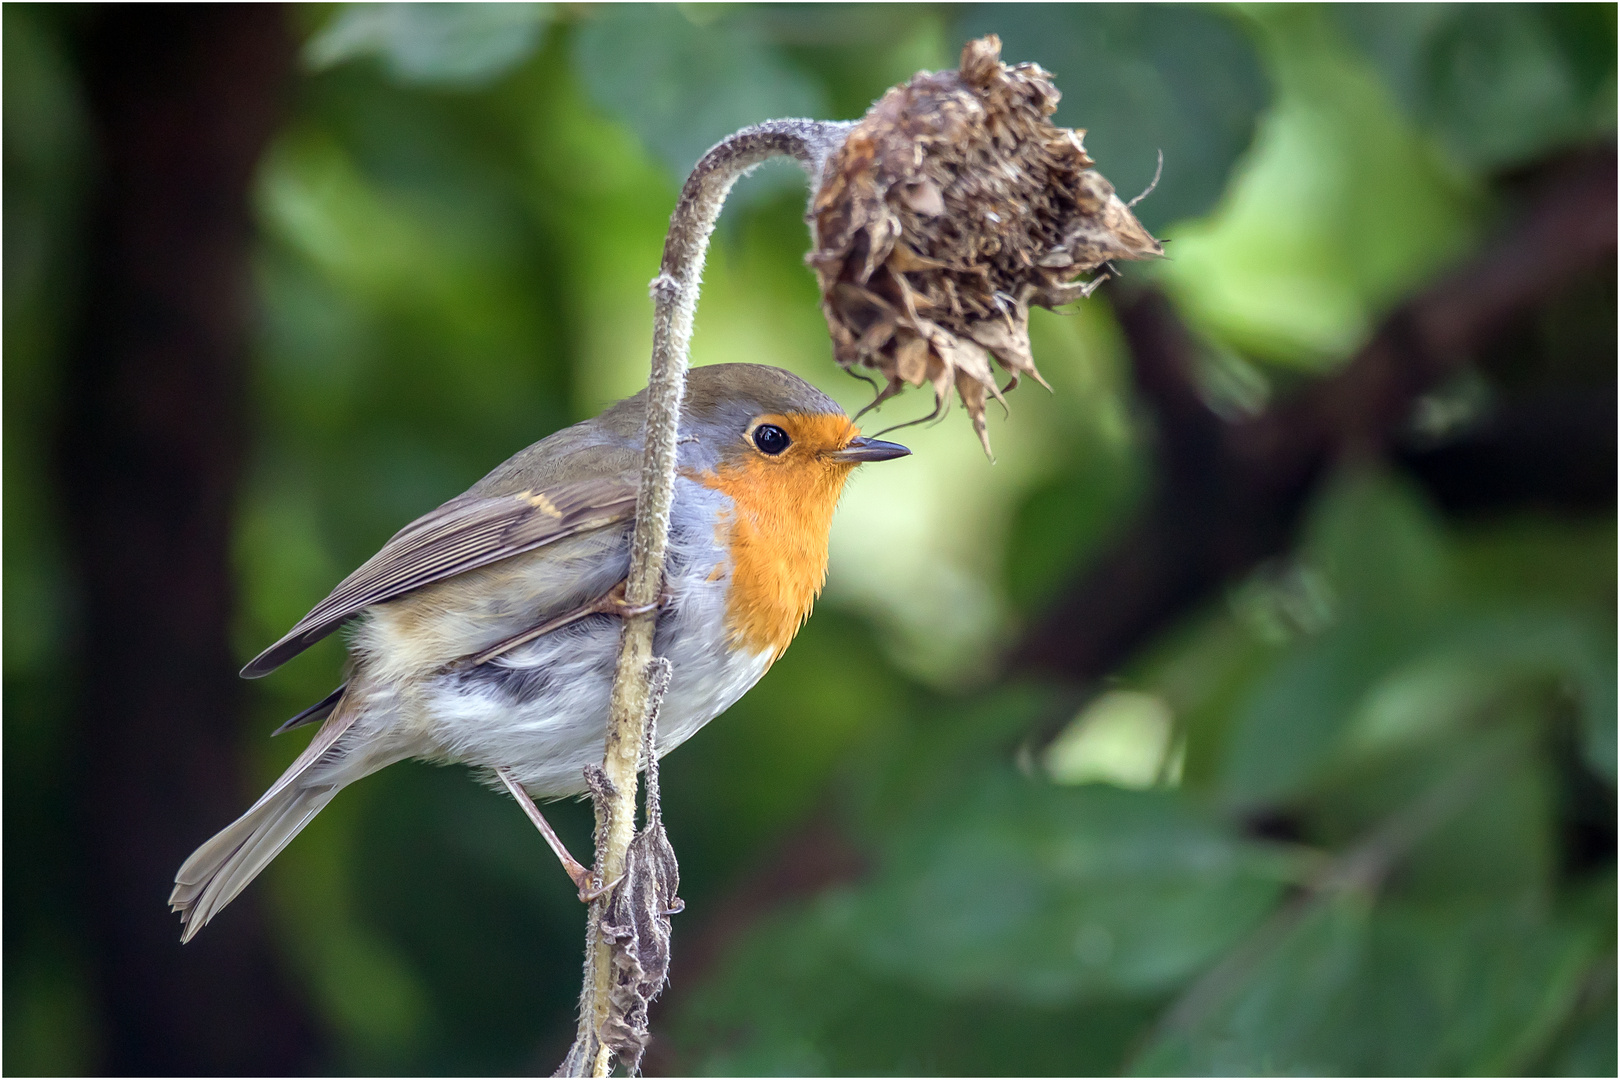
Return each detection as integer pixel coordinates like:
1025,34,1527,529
170,363,910,942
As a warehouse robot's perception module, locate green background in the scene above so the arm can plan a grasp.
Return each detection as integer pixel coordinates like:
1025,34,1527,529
6,3,1615,1074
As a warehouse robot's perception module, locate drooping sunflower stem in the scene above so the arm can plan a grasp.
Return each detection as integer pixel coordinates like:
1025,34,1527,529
560,38,1157,1071
559,118,853,1078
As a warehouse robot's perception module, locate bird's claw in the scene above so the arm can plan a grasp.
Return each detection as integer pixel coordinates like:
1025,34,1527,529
599,580,670,619
574,871,623,904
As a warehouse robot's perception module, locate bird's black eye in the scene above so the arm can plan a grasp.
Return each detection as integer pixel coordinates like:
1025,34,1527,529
752,423,791,455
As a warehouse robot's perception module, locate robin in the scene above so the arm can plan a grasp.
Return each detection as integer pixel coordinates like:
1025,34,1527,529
170,363,909,941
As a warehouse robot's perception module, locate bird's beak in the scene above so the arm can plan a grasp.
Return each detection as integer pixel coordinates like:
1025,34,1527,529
829,436,911,464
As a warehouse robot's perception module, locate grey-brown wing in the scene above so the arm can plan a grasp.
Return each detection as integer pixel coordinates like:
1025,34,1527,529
241,478,637,678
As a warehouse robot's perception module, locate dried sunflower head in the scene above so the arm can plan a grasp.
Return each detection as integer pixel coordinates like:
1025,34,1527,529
809,34,1163,455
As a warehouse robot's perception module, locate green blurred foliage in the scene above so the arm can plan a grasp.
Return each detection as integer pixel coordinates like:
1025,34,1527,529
1136,891,1597,1076
306,2,553,87
4,3,1613,1075
1335,3,1618,173
1155,5,1487,368
575,4,826,190
958,3,1269,232
668,479,1615,1077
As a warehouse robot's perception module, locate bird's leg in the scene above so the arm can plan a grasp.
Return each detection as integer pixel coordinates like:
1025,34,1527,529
466,592,621,667
495,767,617,903
465,581,668,668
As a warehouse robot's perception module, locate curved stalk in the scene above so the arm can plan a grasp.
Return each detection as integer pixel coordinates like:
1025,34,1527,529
562,118,852,1077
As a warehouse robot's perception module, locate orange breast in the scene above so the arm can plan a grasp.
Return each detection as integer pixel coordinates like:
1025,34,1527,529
695,415,857,659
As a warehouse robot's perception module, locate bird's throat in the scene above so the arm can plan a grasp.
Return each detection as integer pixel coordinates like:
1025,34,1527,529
696,453,854,660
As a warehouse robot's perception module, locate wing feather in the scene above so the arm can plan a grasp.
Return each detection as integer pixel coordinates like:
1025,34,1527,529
242,477,636,678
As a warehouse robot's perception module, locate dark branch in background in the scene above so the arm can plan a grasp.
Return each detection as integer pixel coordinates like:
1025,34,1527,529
56,6,324,1073
1016,146,1617,703
1397,384,1616,517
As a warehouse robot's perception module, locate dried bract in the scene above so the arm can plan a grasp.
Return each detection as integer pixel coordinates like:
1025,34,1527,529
809,35,1163,455
594,659,681,1078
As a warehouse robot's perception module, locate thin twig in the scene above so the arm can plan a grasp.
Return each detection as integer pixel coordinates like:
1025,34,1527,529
559,118,852,1078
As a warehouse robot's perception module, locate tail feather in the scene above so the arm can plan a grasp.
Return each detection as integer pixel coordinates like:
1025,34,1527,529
172,697,360,942
171,784,338,942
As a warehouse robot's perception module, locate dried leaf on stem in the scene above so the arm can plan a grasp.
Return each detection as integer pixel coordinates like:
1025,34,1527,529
598,659,682,1077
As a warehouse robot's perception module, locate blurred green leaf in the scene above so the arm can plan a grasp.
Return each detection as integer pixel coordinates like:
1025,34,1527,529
1135,896,1596,1075
1543,872,1617,1075
306,3,553,88
573,5,827,193
1451,516,1616,619
846,684,1069,836
1224,602,1616,807
1548,989,1619,1079
1217,470,1618,805
1220,615,1418,807
1135,893,1369,1076
1155,5,1483,368
1217,470,1447,803
1311,720,1558,909
1337,3,1618,173
1045,690,1177,789
842,774,1296,1003
671,902,1163,1076
956,4,1269,232
1302,467,1452,623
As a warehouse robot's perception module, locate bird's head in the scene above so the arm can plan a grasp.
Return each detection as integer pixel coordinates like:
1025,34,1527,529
675,363,910,477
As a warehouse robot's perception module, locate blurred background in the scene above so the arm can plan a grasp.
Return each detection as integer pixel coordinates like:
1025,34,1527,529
4,3,1614,1074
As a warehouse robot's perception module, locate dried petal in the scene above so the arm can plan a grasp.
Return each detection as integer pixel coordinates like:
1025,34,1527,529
898,178,946,217
894,333,930,386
